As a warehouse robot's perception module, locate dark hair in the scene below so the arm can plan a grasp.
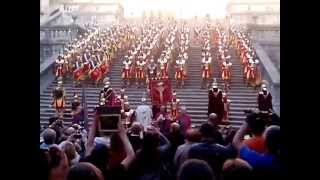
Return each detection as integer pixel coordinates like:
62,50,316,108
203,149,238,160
67,162,103,180
265,126,280,157
72,101,80,111
222,159,252,180
142,130,160,151
185,128,201,142
49,116,59,126
178,159,216,180
246,114,266,136
82,143,110,173
200,123,215,139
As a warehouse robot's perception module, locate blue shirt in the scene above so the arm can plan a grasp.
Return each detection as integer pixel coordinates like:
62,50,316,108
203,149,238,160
240,145,281,171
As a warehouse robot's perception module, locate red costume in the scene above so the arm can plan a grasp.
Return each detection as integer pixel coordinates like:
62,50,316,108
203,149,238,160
202,57,212,79
175,59,186,80
135,60,146,80
170,92,180,121
258,90,273,113
52,86,65,113
221,61,232,81
73,62,85,82
122,58,132,79
208,85,224,123
55,59,65,78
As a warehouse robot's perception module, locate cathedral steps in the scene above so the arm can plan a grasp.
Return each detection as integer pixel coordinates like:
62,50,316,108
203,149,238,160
40,36,258,130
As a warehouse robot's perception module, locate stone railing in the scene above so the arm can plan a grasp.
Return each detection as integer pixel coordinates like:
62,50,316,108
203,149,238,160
247,24,280,43
40,24,81,42
40,8,63,27
253,42,280,115
40,54,57,92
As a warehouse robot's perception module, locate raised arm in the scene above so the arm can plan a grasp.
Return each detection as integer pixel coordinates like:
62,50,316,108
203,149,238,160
158,130,171,152
232,121,248,151
85,113,99,156
119,122,135,170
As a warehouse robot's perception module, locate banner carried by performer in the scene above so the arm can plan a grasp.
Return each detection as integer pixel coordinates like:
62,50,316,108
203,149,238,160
150,79,172,105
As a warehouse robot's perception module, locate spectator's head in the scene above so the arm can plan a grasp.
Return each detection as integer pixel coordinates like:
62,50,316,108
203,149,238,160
178,159,216,180
42,128,57,145
185,128,201,143
49,116,59,126
142,127,160,151
246,114,266,136
200,123,215,141
130,122,143,135
208,113,218,126
59,141,78,166
46,145,69,180
84,143,110,173
67,162,104,180
264,125,280,157
64,127,76,137
222,158,252,180
170,122,181,133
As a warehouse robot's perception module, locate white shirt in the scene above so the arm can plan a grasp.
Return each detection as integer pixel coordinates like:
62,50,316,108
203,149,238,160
135,104,153,130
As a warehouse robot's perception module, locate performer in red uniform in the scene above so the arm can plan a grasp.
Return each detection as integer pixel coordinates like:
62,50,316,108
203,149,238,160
146,57,157,80
73,60,85,87
122,56,132,87
221,56,232,91
54,55,65,79
246,59,259,87
158,54,169,79
135,58,146,88
258,84,273,115
170,90,180,122
88,57,102,86
175,56,186,88
51,80,65,117
201,54,212,88
208,80,224,124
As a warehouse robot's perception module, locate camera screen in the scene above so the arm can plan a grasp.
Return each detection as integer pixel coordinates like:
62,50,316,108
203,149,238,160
99,114,120,132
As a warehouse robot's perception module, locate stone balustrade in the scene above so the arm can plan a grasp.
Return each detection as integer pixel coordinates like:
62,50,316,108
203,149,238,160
253,42,280,115
40,25,80,42
247,24,280,42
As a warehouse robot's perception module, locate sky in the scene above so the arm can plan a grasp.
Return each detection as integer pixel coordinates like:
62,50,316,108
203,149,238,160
122,0,229,18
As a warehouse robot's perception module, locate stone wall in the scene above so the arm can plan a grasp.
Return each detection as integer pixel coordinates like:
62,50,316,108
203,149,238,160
248,24,280,71
254,43,280,115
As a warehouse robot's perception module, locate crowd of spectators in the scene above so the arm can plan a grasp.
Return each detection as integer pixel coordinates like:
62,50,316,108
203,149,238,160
40,107,282,180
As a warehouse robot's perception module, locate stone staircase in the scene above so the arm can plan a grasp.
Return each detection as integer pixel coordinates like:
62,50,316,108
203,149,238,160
40,44,258,130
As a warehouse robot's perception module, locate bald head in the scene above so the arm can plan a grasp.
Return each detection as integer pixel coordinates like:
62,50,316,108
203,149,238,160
64,127,76,136
42,128,56,145
208,113,218,125
222,158,252,180
170,122,180,133
185,128,201,143
67,162,104,180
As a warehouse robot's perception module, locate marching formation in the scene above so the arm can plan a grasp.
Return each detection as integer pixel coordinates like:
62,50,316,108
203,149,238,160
121,20,165,87
50,20,274,127
174,24,190,88
54,25,136,86
231,28,262,88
